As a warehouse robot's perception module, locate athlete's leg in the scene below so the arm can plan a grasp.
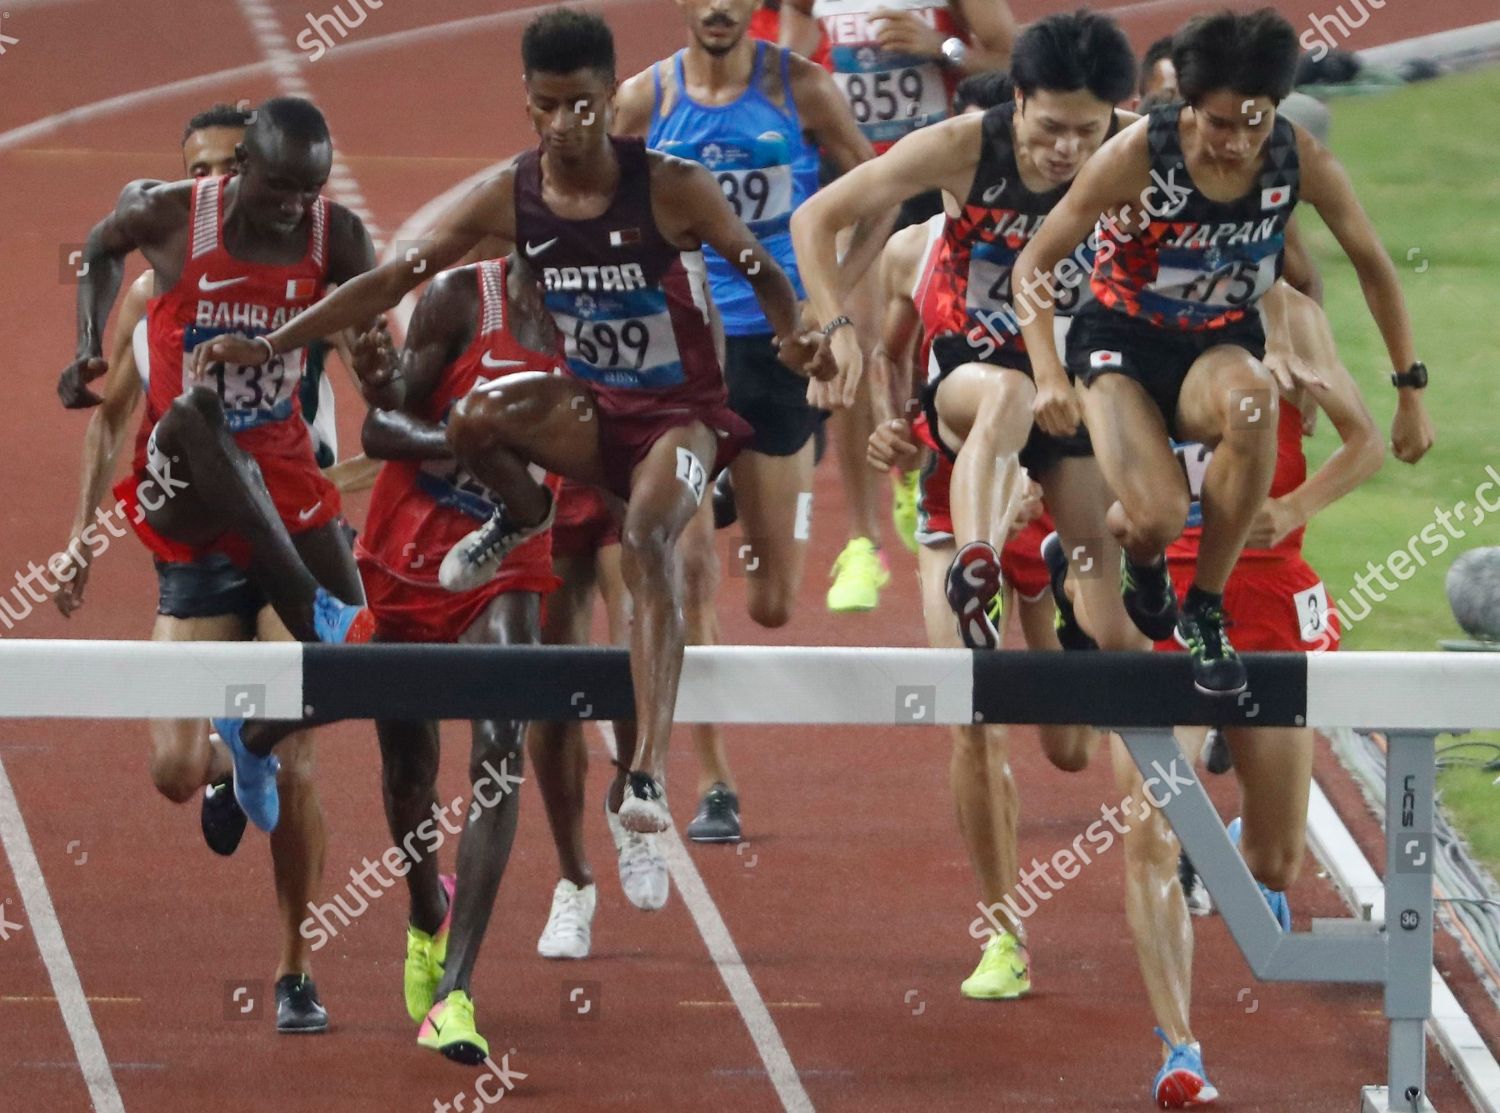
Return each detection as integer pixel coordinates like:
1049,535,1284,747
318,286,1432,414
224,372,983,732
728,442,815,629
531,552,598,890
1225,726,1314,893
934,365,1035,551
142,386,335,641
1015,593,1059,652
918,542,1021,938
436,592,539,997
147,612,244,800
678,501,736,800
618,422,721,822
1112,726,1212,1046
1174,349,1280,594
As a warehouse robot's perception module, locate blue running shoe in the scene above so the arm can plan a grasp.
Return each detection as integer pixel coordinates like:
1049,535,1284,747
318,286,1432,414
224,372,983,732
1152,1028,1219,1107
1227,817,1292,931
213,717,281,833
312,585,374,644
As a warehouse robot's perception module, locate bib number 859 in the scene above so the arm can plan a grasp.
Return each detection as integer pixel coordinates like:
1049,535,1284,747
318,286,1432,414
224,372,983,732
844,69,924,124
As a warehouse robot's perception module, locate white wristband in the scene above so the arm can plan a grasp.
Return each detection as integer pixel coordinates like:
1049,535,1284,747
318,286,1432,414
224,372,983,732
252,335,276,362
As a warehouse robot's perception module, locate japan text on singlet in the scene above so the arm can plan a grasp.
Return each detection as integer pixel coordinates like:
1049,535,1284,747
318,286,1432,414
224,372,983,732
139,175,328,469
813,0,959,152
1092,103,1300,330
648,41,814,335
361,257,560,583
926,103,1117,361
513,137,728,417
1170,401,1307,561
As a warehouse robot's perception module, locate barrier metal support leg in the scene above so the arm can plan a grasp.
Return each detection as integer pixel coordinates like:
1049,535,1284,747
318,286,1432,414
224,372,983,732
1365,729,1440,1113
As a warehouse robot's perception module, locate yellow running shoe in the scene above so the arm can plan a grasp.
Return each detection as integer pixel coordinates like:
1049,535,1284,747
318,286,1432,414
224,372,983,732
891,470,920,554
404,873,455,1022
960,930,1031,1000
417,989,490,1065
827,537,890,613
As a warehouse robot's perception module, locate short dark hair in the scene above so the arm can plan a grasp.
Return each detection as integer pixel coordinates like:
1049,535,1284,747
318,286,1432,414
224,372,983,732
244,97,331,155
522,8,615,82
1173,9,1299,105
953,70,1014,112
1140,35,1174,95
1010,10,1137,106
182,103,252,144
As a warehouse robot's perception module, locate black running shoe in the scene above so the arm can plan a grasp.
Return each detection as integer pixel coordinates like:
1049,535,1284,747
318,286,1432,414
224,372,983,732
713,469,738,530
945,541,1003,649
686,783,742,843
275,974,328,1034
1176,598,1247,696
1178,853,1213,916
1203,727,1234,775
1040,532,1097,651
200,775,247,857
1121,555,1179,641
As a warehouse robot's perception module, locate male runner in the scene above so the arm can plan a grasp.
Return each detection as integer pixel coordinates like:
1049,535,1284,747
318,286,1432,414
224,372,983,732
610,0,875,836
784,0,1018,615
1113,279,1385,1106
794,9,1145,661
59,96,393,836
51,104,335,1033
354,252,563,1063
193,10,828,834
1011,9,1429,696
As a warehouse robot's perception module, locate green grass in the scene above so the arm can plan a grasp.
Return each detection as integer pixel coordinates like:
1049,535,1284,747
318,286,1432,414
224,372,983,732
1296,68,1500,872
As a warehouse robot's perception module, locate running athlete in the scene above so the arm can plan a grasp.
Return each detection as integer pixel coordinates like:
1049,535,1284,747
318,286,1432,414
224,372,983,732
59,97,393,834
794,10,1145,660
1115,279,1384,1106
51,104,335,1034
193,10,828,834
783,0,1017,614
1011,9,1429,696
610,0,875,835
354,253,563,1063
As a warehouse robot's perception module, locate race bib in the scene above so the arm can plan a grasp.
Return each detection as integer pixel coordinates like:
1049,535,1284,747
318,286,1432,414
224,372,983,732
1293,581,1332,643
548,289,685,390
831,55,947,144
182,324,302,432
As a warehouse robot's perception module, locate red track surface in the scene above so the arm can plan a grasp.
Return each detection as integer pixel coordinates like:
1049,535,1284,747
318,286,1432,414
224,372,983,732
0,2,1494,1111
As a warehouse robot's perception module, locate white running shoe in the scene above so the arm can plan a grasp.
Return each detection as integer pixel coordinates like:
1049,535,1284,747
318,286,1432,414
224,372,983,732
605,798,669,911
617,771,670,834
438,491,555,594
536,878,596,960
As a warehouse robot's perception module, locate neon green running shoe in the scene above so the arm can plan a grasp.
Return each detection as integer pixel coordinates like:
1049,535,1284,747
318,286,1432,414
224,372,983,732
960,930,1031,1000
404,873,455,1022
827,537,890,613
417,989,489,1065
891,470,920,554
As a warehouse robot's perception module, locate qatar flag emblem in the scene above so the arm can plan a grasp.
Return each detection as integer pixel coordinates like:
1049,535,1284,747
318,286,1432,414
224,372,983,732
1261,185,1291,210
1090,350,1123,370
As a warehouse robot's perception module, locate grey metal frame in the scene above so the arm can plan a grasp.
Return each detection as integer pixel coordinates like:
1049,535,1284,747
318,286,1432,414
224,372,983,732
1116,728,1439,1113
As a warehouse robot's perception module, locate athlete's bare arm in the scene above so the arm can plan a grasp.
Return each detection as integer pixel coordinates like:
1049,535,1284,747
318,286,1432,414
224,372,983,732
1251,284,1384,547
321,203,401,409
869,0,1016,75
194,171,517,377
1295,132,1432,464
59,180,191,408
54,271,153,615
361,269,477,463
1280,217,1323,304
651,153,826,377
610,64,658,138
1010,121,1155,434
867,224,927,471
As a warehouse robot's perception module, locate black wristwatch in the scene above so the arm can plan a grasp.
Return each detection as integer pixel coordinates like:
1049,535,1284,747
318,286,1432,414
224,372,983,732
1391,361,1428,390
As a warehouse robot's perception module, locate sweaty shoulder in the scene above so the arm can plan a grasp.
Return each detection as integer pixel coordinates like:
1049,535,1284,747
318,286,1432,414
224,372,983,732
615,64,660,134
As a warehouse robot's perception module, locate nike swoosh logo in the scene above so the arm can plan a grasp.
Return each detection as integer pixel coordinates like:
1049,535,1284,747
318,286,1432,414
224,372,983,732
199,274,249,291
296,501,322,522
480,354,527,369
524,238,558,257
981,182,1006,204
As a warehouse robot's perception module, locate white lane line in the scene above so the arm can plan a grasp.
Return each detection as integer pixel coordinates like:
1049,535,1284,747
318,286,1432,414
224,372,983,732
230,0,383,246
599,724,814,1112
0,755,124,1112
0,0,640,156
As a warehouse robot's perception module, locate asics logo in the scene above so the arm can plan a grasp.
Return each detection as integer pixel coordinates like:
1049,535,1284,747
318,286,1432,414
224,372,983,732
962,561,990,590
199,274,249,292
296,501,323,522
524,238,558,257
981,181,1007,204
480,353,527,369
